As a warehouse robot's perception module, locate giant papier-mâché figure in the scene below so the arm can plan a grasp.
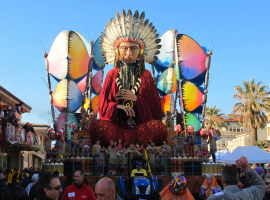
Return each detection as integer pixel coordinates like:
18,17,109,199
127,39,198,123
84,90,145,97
89,10,167,146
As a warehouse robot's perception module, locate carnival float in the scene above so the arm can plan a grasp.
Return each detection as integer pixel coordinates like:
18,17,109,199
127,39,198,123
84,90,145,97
40,9,222,199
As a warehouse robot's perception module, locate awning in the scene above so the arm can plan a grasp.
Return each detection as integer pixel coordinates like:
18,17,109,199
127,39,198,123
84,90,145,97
33,152,45,160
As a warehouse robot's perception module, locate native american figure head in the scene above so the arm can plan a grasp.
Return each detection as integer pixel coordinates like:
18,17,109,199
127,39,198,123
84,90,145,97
99,9,161,76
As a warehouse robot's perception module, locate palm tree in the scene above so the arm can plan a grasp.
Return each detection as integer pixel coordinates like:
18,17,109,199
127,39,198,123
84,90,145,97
233,78,270,143
204,105,227,136
253,141,267,150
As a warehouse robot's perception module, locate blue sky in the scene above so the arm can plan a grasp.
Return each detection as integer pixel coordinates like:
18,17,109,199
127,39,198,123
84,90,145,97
0,0,269,124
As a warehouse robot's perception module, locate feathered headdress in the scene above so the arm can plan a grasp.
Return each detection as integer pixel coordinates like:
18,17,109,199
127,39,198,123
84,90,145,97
99,9,161,65
200,128,207,137
69,122,76,129
188,125,194,132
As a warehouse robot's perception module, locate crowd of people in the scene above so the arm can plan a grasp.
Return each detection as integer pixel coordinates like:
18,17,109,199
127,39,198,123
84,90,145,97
1,156,270,200
0,167,122,200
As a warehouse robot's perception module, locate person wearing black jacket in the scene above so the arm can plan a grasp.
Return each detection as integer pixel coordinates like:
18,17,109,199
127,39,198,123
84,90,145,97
29,171,46,200
52,171,65,200
1,169,28,200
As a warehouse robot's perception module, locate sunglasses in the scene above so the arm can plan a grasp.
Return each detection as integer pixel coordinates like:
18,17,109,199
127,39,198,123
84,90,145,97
48,186,62,190
265,182,270,185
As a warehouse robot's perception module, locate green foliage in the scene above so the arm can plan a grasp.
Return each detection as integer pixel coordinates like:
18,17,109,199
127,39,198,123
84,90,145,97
204,105,227,135
253,141,267,149
232,78,270,141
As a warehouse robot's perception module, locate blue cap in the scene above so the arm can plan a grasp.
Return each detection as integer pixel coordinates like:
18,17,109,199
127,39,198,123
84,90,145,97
31,174,39,182
137,162,142,166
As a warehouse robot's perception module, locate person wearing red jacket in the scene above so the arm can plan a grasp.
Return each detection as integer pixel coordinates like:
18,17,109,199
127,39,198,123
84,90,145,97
62,170,96,200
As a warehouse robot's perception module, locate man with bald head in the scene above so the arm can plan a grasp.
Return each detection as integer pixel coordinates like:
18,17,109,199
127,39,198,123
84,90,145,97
95,177,123,200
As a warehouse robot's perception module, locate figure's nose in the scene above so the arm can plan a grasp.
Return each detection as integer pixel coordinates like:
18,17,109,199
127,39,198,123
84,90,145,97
126,47,132,56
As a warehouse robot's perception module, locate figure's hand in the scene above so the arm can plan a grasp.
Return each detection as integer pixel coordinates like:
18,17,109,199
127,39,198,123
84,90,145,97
117,104,135,117
116,90,137,102
236,156,250,171
202,185,208,189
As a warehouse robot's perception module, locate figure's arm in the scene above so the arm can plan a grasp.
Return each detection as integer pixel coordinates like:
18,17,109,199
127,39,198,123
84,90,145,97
98,70,118,123
137,70,162,121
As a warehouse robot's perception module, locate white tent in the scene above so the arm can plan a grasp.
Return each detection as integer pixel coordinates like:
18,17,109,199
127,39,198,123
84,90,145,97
221,146,270,164
209,149,231,162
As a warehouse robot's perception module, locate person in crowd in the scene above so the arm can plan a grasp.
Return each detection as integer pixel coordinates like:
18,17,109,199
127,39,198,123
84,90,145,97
64,171,73,188
263,175,270,200
199,174,221,199
36,172,62,200
29,171,46,200
16,102,25,114
25,173,39,195
131,162,147,178
52,171,65,200
0,104,5,118
159,140,171,174
0,173,6,198
146,141,159,173
95,177,124,200
62,170,96,200
208,156,265,200
127,142,141,159
99,147,107,176
92,140,101,175
20,173,30,189
262,167,270,180
1,169,28,200
108,141,118,175
255,163,264,175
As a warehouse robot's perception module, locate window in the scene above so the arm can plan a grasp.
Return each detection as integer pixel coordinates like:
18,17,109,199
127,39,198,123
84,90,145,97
237,128,240,132
222,140,226,146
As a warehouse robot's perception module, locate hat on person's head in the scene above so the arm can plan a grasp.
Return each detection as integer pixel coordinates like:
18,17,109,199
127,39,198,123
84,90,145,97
31,173,39,182
137,162,142,167
255,167,263,175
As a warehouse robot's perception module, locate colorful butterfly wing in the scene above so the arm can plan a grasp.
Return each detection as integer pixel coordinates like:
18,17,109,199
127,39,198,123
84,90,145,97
177,34,208,80
68,31,90,80
182,81,204,112
74,31,92,57
172,69,177,94
47,30,69,80
91,95,99,116
52,79,83,112
92,70,104,95
155,29,175,67
161,94,174,115
82,96,90,110
156,67,174,95
185,113,201,132
76,75,87,93
93,37,106,70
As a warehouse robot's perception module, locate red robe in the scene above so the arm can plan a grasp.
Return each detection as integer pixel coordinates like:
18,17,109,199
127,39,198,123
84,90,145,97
89,68,167,146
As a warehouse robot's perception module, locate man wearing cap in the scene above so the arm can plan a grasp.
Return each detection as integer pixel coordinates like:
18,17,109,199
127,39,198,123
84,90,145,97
208,156,265,200
131,162,147,177
25,173,39,195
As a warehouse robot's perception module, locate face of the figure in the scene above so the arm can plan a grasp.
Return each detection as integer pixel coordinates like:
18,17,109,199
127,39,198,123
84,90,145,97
74,171,84,185
118,41,140,64
207,178,213,186
44,178,62,200
266,178,270,193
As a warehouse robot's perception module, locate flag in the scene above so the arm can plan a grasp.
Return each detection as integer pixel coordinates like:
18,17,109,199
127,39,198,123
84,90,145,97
144,150,152,176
